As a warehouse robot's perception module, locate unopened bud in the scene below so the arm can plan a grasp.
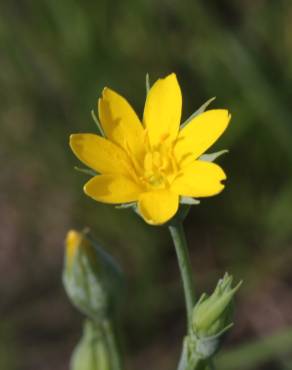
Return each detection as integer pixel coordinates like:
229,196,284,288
63,230,123,320
191,273,241,359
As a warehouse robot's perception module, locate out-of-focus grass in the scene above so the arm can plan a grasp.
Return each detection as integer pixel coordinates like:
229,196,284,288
217,327,292,370
1,1,292,369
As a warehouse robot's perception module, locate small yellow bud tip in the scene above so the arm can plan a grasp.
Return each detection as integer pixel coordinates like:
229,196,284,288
65,230,83,267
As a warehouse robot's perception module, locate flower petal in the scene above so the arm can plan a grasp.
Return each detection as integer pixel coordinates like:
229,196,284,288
175,110,231,162
98,88,144,156
84,175,143,203
171,161,226,197
143,73,182,147
138,190,179,225
70,133,131,175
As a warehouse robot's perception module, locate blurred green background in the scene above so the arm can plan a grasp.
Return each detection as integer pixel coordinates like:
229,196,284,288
1,1,292,369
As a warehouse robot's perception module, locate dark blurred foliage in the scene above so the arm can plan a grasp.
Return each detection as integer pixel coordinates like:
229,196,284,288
1,0,292,369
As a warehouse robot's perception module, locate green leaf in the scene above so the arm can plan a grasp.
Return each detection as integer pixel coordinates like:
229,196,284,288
199,150,228,163
181,97,216,129
115,202,137,210
74,166,97,176
91,109,105,136
180,197,200,205
146,73,150,94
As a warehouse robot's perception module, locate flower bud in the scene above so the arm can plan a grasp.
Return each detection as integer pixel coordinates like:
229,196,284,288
192,273,241,336
70,320,111,370
63,229,123,320
191,273,241,358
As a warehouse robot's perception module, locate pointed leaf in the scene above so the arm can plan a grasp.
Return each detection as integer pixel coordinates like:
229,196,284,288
74,166,97,176
199,150,228,163
180,197,200,205
91,109,104,136
115,202,137,210
181,97,216,129
145,73,150,94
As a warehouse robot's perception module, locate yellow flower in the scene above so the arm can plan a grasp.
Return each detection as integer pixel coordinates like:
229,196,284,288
70,73,230,225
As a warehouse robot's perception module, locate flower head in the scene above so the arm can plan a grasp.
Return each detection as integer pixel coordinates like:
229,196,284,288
70,73,230,225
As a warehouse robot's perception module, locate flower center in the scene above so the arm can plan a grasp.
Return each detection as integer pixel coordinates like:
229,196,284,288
139,142,179,189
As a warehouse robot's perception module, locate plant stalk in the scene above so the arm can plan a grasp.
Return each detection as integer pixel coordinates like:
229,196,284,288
169,222,196,331
103,319,123,370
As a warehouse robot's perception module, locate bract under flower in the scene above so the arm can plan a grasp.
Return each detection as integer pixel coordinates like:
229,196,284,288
70,73,231,225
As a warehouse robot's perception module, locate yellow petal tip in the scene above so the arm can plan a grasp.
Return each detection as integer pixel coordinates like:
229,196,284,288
83,182,90,195
69,133,78,148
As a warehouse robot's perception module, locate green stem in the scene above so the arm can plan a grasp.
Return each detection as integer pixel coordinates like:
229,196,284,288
208,359,216,370
178,338,206,370
103,319,123,370
169,222,196,331
169,223,215,370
